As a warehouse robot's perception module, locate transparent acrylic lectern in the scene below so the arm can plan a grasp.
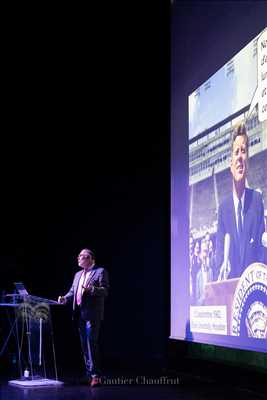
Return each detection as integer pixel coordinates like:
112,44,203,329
0,287,63,387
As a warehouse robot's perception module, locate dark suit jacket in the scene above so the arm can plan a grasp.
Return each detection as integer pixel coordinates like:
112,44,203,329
64,265,109,321
216,188,265,279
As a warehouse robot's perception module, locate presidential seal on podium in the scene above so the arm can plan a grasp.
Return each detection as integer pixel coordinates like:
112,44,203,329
231,263,267,338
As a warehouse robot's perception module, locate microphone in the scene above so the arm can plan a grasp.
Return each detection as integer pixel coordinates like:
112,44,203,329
223,233,231,280
224,233,230,263
262,232,267,248
218,233,231,281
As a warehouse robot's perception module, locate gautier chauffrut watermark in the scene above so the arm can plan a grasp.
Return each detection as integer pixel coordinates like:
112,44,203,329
99,376,180,385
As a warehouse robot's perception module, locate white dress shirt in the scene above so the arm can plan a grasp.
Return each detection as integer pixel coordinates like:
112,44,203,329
76,265,94,305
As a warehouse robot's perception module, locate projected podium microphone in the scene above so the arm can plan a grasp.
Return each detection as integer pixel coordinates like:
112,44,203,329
217,233,231,282
0,283,63,387
203,233,240,335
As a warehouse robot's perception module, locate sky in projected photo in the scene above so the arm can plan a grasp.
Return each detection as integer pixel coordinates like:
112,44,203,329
189,37,257,139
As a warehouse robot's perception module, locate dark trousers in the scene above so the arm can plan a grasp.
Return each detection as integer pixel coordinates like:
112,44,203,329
77,316,101,378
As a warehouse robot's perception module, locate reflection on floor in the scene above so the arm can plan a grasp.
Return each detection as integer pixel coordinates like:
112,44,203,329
0,366,266,400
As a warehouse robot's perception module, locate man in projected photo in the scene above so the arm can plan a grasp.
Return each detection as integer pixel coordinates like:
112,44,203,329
196,239,213,305
190,238,201,304
58,248,109,387
216,122,265,280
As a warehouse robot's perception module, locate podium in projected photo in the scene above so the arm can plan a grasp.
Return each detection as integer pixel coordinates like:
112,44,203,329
0,282,63,387
204,262,267,338
204,278,239,335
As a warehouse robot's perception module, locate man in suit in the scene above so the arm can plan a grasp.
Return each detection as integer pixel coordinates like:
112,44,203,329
216,122,265,280
58,248,109,387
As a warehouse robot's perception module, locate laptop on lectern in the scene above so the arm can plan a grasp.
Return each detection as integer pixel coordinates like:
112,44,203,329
13,282,59,305
14,282,29,296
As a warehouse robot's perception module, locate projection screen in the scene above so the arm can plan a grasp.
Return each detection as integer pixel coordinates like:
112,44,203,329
171,27,267,353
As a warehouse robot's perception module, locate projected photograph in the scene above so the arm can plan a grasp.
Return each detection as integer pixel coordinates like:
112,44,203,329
188,28,267,349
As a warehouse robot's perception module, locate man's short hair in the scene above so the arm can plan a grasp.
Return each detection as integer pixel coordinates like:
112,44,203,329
83,248,95,260
231,122,249,154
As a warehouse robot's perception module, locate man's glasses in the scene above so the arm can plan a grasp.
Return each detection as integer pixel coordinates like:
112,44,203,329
78,254,90,259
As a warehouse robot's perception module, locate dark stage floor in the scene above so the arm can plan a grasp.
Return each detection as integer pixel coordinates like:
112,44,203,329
0,369,266,400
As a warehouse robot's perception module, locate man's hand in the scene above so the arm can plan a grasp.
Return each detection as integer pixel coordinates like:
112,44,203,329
58,296,67,304
82,285,94,295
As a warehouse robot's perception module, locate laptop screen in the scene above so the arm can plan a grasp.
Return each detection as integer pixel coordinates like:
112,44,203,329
14,282,29,296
